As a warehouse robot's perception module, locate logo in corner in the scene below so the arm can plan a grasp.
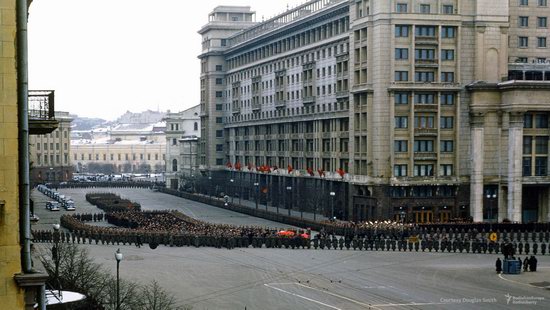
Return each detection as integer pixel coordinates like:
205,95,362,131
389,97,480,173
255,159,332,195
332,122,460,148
505,293,512,305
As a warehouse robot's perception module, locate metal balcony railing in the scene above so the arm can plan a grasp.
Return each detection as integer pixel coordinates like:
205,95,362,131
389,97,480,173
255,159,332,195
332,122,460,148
29,90,55,120
28,90,58,135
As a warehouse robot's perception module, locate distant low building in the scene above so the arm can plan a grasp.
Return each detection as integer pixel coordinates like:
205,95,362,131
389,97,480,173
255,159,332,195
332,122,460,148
29,111,74,184
164,105,201,189
71,120,167,174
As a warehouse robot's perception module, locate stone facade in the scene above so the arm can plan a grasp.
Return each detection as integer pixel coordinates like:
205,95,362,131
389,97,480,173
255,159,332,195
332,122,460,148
198,0,550,223
164,105,201,189
29,111,73,184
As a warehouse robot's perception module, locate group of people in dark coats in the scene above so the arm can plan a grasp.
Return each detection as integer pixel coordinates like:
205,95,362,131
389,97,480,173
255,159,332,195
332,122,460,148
496,255,538,273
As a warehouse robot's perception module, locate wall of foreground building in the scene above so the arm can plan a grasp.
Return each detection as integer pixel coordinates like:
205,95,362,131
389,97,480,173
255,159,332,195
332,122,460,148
0,0,25,308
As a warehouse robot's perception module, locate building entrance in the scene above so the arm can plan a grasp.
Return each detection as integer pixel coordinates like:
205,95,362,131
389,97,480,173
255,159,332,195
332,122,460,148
522,186,543,223
414,209,433,223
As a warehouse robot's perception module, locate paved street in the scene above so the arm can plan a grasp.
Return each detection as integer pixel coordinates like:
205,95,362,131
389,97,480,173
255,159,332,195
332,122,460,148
32,188,550,309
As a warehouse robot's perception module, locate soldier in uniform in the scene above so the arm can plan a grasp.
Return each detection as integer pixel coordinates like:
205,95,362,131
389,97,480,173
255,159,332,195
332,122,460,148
332,236,338,250
518,241,524,255
524,242,530,255
339,237,344,250
465,240,470,253
541,243,546,255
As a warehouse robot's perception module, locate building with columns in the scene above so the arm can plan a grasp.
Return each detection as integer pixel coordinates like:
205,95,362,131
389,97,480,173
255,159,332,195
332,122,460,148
198,0,550,223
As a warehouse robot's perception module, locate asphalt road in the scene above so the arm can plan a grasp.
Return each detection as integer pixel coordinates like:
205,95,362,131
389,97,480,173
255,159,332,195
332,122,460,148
31,188,550,309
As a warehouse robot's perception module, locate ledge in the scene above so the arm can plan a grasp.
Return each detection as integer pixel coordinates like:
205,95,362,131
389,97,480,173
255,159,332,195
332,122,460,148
14,272,49,287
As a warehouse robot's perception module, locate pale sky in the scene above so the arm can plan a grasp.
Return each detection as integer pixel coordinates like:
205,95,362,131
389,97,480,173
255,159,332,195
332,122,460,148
28,0,305,121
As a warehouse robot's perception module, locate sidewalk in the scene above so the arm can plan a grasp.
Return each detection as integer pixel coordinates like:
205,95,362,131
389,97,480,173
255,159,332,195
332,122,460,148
196,192,334,223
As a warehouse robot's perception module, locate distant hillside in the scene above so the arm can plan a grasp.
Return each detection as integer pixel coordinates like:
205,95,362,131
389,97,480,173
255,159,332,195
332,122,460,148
71,115,107,131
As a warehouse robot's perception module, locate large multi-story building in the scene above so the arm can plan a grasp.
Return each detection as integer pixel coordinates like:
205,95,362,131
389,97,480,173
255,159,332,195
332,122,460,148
29,111,74,184
199,0,550,224
164,105,201,189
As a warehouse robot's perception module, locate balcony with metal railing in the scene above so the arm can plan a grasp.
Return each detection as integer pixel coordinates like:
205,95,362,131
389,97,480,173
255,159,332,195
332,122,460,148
29,90,58,135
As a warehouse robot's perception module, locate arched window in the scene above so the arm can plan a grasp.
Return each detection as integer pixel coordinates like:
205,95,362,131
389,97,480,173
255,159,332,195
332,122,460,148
172,159,178,172
194,122,198,131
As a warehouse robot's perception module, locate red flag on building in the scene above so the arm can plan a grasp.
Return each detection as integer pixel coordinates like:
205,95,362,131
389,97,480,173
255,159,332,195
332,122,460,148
226,161,232,169
317,168,325,177
235,161,242,170
287,164,293,173
337,168,345,178
307,167,314,176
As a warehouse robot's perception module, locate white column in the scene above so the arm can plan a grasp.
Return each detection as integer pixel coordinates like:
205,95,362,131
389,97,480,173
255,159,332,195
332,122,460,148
507,112,523,222
470,113,485,222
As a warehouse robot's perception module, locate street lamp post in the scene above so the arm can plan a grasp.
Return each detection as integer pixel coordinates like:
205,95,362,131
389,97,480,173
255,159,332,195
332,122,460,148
52,223,61,298
286,186,292,216
254,182,259,210
330,191,336,220
486,191,497,231
208,176,212,200
115,249,123,310
230,179,234,204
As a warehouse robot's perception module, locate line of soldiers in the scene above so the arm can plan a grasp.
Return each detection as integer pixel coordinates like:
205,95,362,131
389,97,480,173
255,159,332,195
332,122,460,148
56,181,154,189
73,213,105,222
32,225,550,255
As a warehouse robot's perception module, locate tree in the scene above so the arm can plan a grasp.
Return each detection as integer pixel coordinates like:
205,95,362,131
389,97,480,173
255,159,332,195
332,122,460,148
37,243,183,309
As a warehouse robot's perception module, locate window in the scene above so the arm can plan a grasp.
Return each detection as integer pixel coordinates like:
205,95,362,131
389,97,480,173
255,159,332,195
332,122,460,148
216,144,223,152
394,164,408,176
216,117,223,124
538,37,547,48
394,140,408,152
520,0,529,5
414,140,434,152
440,164,453,176
524,114,533,128
395,25,410,37
395,116,408,128
194,122,199,131
414,93,435,104
519,16,529,27
535,136,549,154
215,65,223,71
414,164,434,176
395,48,409,60
441,140,454,152
111,154,114,161
172,138,177,146
395,92,409,104
414,116,435,128
420,4,430,13
216,130,223,137
441,93,455,105
440,116,454,129
535,114,548,128
441,72,455,82
415,71,435,82
519,36,529,47
441,26,456,38
216,158,224,165
441,49,455,60
172,159,178,172
535,157,548,175
415,26,436,37
73,153,77,160
538,17,547,28
539,0,548,6
442,5,454,14
221,39,227,46
216,78,223,85
524,136,533,154
415,49,435,60
216,104,223,111
216,91,223,97
523,157,532,176
396,3,408,12
395,71,409,81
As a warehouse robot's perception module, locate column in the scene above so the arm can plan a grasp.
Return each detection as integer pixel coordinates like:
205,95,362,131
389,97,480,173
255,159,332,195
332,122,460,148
470,113,485,222
507,112,523,222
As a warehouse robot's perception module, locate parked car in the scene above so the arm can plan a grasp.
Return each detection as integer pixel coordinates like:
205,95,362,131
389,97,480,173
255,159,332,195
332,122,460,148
46,201,60,211
63,199,75,211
